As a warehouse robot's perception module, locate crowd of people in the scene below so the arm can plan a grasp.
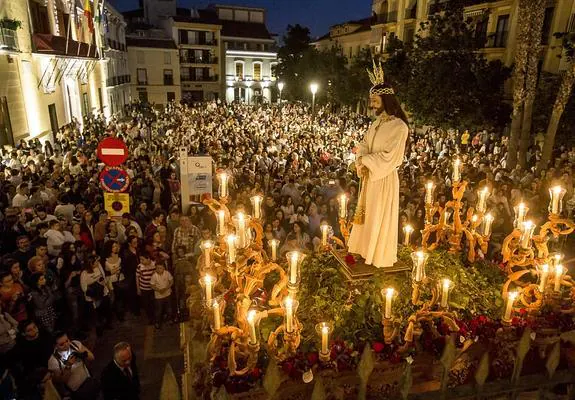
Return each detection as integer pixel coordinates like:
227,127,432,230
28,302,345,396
0,99,573,399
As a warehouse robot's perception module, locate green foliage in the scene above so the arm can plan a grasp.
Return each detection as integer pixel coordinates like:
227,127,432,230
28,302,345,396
533,72,575,143
0,18,22,30
297,248,506,351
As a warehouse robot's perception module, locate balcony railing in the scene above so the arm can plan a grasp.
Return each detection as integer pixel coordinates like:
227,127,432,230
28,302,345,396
181,39,218,46
375,11,398,24
106,38,126,51
179,56,218,64
182,74,219,82
106,74,131,87
0,28,18,50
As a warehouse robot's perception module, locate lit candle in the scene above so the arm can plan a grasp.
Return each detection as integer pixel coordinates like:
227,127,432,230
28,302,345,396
288,251,299,285
403,224,414,246
452,158,461,183
203,274,213,303
251,195,262,219
503,291,518,321
270,239,279,261
442,210,452,225
539,264,549,293
201,240,213,269
217,210,226,236
412,250,426,282
477,187,489,213
247,309,258,344
440,279,451,308
384,288,394,319
285,297,294,333
470,214,478,232
554,264,563,292
320,224,329,247
514,202,528,227
338,194,348,219
226,234,236,264
218,172,228,198
321,325,329,354
483,213,494,236
549,186,565,215
425,181,434,206
212,300,221,330
236,212,246,248
520,220,535,248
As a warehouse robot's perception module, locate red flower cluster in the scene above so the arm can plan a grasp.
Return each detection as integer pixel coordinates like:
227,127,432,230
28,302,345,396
345,254,356,266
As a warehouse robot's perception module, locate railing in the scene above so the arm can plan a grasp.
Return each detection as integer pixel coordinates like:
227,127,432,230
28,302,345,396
106,74,131,87
106,38,126,51
137,79,147,85
182,74,219,82
375,11,398,24
0,28,18,50
179,56,218,64
182,39,218,46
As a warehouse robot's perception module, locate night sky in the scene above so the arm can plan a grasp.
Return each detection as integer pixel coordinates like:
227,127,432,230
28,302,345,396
110,0,373,40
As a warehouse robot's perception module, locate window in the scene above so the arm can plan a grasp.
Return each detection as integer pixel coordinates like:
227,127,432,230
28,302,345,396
181,67,190,81
494,14,510,48
82,93,89,116
137,68,147,85
137,51,145,64
164,52,171,64
474,17,489,47
138,90,148,103
163,69,173,85
235,62,244,79
253,63,262,81
28,0,50,34
178,29,188,44
167,92,175,102
541,8,554,45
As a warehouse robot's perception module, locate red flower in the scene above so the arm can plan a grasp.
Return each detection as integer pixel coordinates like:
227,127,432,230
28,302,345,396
372,342,385,353
307,352,319,366
251,367,261,379
345,254,356,266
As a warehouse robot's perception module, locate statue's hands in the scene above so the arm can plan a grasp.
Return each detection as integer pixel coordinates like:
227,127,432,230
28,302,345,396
356,163,368,177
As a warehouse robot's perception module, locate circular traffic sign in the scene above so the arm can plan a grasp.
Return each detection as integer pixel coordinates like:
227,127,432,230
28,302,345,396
100,167,131,193
97,137,129,166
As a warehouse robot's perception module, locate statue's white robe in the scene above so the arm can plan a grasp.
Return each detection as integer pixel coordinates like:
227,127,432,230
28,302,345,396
348,116,409,269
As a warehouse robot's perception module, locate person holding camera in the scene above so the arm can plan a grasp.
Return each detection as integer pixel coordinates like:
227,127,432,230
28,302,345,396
47,331,99,399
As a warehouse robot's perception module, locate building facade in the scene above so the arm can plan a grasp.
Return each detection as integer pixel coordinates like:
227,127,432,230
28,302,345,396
0,0,123,146
126,33,181,105
215,5,278,103
312,18,372,62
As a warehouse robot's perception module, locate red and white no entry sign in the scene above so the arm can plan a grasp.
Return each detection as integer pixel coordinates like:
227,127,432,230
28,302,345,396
97,137,129,167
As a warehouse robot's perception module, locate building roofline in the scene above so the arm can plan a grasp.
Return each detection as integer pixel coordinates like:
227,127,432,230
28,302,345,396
212,4,266,12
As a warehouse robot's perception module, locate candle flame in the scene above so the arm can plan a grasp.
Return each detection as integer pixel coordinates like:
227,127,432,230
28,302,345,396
247,309,257,323
205,274,213,284
426,181,434,190
226,234,236,244
404,224,414,233
542,264,549,273
442,278,451,290
485,213,493,221
508,291,518,301
237,212,244,221
555,264,563,275
552,185,563,194
285,297,293,307
385,287,394,297
321,325,329,334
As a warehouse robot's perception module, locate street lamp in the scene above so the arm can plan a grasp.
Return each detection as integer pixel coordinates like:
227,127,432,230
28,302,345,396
277,81,284,105
310,82,318,115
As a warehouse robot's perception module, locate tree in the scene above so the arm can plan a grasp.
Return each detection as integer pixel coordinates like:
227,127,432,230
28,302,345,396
507,0,546,169
538,32,575,170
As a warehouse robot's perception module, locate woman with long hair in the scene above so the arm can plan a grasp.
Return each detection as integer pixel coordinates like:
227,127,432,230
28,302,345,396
29,272,57,334
101,240,126,322
80,255,111,337
58,242,84,330
79,210,95,251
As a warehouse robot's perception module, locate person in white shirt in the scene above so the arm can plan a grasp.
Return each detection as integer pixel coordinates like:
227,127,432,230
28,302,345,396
12,183,29,208
44,220,74,257
149,262,173,329
80,256,111,337
47,332,98,398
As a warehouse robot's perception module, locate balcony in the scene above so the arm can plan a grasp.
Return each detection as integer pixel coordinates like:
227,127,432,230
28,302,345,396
180,39,218,46
374,11,398,25
182,74,219,82
0,28,18,50
107,74,131,87
179,56,218,65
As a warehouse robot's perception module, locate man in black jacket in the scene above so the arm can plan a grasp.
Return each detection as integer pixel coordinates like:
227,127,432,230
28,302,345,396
101,342,140,400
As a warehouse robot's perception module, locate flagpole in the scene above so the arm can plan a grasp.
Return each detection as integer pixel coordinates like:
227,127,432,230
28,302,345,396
65,0,72,54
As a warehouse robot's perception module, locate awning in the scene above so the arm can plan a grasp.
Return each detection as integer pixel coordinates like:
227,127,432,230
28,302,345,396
33,33,99,59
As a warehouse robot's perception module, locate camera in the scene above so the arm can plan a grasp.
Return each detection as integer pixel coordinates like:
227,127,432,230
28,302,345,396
71,351,88,361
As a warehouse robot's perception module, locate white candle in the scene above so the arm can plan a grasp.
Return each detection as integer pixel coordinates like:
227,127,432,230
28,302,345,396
217,210,226,236
285,297,294,333
403,225,413,246
477,187,489,213
453,159,461,183
202,241,212,269
425,181,434,206
414,251,425,282
338,194,348,219
226,235,236,264
504,291,518,321
289,252,299,285
440,279,451,308
520,220,535,248
204,274,213,303
321,325,329,354
384,288,394,319
247,309,257,344
237,212,246,248
515,202,527,226
483,213,494,236
270,239,279,261
321,224,329,246
554,264,563,292
550,186,563,214
218,173,228,198
251,195,262,219
539,264,549,293
471,214,478,232
213,300,221,330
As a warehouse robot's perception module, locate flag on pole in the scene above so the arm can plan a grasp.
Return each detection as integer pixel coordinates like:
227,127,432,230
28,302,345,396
84,0,94,32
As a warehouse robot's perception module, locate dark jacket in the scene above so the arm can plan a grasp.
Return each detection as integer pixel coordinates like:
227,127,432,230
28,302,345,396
100,354,140,400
